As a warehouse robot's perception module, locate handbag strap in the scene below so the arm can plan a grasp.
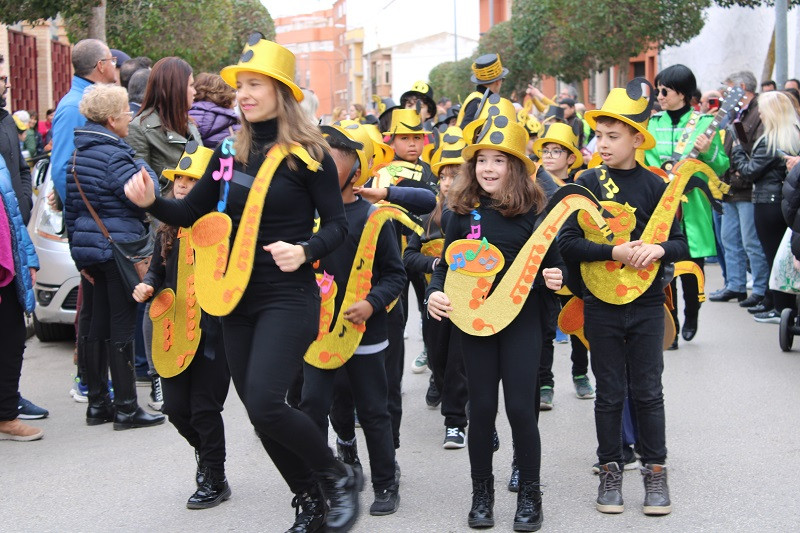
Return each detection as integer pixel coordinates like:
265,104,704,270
71,151,113,243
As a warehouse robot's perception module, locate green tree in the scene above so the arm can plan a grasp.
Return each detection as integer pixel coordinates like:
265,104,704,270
428,55,475,106
476,20,527,97
228,0,276,66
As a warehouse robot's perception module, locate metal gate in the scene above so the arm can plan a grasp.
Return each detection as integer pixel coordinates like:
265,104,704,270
7,29,38,112
51,41,71,105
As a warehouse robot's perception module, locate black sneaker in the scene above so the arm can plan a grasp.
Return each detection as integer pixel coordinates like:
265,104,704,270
738,293,763,308
443,426,466,449
425,376,441,408
641,464,672,515
596,462,624,514
754,309,781,324
336,439,364,492
369,485,400,516
17,397,49,420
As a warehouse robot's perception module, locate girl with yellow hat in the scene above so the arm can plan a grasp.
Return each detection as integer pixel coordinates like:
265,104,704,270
123,32,358,533
426,113,564,531
132,141,233,510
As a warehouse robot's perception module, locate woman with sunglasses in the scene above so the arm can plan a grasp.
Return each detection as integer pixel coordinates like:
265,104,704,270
644,64,730,349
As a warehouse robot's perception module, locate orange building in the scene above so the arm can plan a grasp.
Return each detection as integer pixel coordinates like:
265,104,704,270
274,5,349,118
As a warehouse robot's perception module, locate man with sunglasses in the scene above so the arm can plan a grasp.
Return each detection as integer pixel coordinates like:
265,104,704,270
0,62,34,226
645,64,730,349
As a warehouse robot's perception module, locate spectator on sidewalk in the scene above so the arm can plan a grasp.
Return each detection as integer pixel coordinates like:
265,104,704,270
0,64,33,224
188,73,239,148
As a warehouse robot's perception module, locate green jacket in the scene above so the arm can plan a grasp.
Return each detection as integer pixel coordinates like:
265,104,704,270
645,110,730,258
127,108,202,185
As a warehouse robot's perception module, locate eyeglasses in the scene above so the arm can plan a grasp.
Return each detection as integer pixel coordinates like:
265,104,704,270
540,148,566,158
98,56,118,67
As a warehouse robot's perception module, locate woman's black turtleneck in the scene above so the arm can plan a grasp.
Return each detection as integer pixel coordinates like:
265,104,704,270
148,117,347,285
666,103,692,126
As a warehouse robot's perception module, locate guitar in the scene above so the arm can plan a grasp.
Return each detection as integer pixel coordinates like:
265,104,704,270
661,86,747,172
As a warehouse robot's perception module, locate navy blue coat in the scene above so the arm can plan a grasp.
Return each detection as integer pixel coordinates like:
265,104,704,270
65,122,158,269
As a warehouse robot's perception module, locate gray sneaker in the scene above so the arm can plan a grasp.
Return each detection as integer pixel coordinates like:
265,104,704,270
596,462,624,514
573,375,595,399
641,464,672,515
539,387,553,411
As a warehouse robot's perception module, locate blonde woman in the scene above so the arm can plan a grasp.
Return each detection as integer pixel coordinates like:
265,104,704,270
731,90,800,321
123,34,357,532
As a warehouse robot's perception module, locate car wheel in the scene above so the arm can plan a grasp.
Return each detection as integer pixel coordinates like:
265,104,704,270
33,314,75,342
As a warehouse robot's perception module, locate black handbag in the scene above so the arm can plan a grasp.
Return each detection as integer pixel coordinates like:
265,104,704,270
72,152,154,298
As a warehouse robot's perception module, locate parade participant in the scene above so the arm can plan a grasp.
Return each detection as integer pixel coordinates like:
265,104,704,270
0,155,42,442
530,123,594,407
132,142,232,509
123,33,358,533
300,122,409,519
730,90,800,322
558,98,585,149
559,78,691,516
66,83,165,430
427,111,568,531
348,103,366,123
403,127,469,449
373,96,399,135
400,81,436,125
645,64,730,348
457,54,509,129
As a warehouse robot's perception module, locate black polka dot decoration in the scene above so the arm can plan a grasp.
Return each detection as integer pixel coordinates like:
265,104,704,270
241,50,255,63
344,124,359,130
488,93,501,105
487,106,499,117
185,140,198,154
494,115,509,128
490,131,505,144
178,156,192,170
247,32,264,46
443,133,461,144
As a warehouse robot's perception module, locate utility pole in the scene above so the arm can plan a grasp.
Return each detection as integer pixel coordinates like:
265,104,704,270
775,0,788,86
454,0,458,62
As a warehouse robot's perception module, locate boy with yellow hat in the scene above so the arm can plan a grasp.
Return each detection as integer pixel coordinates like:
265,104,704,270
558,78,689,517
374,108,438,192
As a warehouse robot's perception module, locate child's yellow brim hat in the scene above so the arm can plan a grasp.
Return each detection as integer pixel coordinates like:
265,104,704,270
383,108,431,136
323,120,375,188
162,141,214,181
431,126,467,176
363,124,395,167
462,115,536,176
583,78,656,150
463,93,517,144
531,123,584,169
220,32,304,102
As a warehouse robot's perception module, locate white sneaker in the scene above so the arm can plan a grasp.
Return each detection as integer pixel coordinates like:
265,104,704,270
70,377,88,403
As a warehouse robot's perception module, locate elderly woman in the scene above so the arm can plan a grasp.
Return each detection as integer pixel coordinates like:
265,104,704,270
65,83,164,430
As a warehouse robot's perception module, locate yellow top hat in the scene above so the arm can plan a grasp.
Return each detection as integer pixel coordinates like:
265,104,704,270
220,32,304,102
462,115,535,176
517,109,544,138
471,54,509,85
463,93,517,144
162,141,214,181
363,124,395,167
583,77,656,150
421,128,441,165
531,123,584,169
324,120,375,187
383,108,431,136
431,126,467,176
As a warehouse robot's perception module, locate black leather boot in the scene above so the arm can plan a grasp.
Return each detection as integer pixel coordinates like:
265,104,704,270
108,341,165,430
468,476,494,529
186,469,231,509
85,339,113,425
195,449,208,487
336,438,364,491
513,480,543,532
508,447,520,492
286,483,327,533
319,461,359,533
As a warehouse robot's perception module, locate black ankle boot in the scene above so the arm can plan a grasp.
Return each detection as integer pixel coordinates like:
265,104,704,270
195,449,208,487
108,341,165,430
85,339,113,425
319,461,359,533
186,470,231,509
508,452,520,492
468,476,494,529
513,480,543,532
336,438,364,491
286,484,327,532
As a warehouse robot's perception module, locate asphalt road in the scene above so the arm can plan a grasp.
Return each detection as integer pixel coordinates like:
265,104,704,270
3,264,800,532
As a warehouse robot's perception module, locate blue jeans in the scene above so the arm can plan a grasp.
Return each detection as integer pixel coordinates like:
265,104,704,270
711,208,727,282
721,201,769,295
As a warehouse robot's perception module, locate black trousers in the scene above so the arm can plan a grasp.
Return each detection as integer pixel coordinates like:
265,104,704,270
222,280,336,494
537,292,590,388
669,257,704,334
85,261,137,344
76,277,94,381
385,303,405,449
421,312,468,428
162,329,231,477
301,351,396,491
584,298,667,465
755,202,796,312
458,296,543,482
0,282,26,421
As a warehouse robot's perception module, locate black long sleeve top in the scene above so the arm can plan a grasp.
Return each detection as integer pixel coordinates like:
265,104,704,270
147,119,347,285
558,164,689,304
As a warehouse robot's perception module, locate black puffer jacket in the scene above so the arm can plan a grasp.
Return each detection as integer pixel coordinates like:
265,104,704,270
730,138,788,204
